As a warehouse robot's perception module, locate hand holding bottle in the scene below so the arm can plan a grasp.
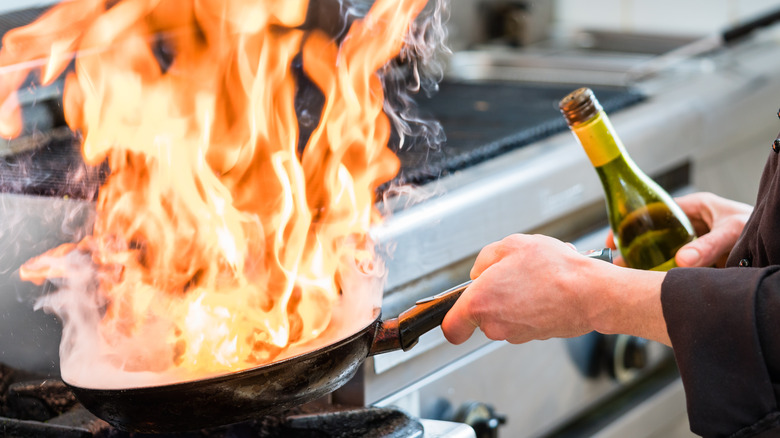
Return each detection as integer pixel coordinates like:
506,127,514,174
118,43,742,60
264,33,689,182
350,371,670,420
605,192,753,268
666,192,753,267
559,88,695,271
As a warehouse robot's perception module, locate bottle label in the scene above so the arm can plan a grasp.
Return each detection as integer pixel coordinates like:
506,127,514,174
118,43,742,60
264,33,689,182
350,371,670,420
573,111,624,167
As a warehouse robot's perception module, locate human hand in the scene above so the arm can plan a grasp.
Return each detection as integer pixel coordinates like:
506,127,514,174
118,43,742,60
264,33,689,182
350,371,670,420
605,192,753,268
441,234,607,345
673,192,753,267
441,233,670,347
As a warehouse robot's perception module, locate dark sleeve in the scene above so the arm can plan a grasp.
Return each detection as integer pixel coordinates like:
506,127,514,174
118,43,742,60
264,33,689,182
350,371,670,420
662,266,780,437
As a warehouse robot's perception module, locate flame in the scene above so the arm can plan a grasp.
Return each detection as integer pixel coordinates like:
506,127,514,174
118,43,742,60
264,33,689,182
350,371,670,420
2,0,427,379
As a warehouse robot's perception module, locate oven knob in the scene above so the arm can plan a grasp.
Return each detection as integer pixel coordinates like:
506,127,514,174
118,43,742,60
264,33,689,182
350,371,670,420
607,334,649,382
453,401,506,438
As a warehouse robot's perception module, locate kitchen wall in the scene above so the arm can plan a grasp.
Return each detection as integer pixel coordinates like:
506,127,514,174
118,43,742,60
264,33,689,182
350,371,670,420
448,0,780,51
4,1,780,35
555,0,780,36
553,0,780,204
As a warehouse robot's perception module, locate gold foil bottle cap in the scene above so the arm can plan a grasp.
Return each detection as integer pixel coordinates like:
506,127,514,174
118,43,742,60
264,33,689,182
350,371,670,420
559,87,603,126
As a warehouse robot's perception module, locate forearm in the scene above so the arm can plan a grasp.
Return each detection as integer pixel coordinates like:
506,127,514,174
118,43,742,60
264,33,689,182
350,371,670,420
442,234,673,347
582,264,670,346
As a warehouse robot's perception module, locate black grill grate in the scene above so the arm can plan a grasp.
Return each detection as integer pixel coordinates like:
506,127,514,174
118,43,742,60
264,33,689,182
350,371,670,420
389,82,645,187
0,359,423,438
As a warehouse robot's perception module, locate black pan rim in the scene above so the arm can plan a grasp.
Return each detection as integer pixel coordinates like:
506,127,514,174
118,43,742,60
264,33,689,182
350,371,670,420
64,307,382,394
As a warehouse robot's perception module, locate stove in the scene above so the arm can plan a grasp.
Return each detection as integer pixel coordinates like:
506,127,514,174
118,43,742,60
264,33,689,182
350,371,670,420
0,361,476,438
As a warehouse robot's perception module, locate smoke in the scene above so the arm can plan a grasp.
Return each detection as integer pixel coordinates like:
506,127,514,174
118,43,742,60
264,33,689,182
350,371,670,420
0,193,95,374
300,0,450,151
0,130,104,201
381,0,449,151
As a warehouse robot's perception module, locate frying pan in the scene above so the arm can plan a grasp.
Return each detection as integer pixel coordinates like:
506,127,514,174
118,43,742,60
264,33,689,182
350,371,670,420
68,248,612,433
68,282,466,433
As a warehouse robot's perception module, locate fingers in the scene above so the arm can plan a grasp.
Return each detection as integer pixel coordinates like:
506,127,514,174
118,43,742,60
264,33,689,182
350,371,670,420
441,288,478,345
674,193,751,267
675,221,742,267
469,241,502,279
444,234,596,346
673,192,707,217
611,254,627,267
470,235,525,279
673,193,714,236
675,245,702,267
604,230,617,250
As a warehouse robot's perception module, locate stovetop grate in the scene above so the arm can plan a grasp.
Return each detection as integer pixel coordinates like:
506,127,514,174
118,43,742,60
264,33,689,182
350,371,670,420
389,82,645,187
0,362,425,438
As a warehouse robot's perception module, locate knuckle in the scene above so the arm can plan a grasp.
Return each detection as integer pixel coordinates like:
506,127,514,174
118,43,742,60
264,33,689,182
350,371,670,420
699,191,715,202
694,191,716,205
723,217,747,238
486,235,523,258
481,323,508,341
477,242,498,257
459,292,483,326
502,234,525,248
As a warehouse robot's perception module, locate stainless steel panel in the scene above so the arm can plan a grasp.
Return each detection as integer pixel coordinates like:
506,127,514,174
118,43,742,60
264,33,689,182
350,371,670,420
373,336,675,438
591,379,695,438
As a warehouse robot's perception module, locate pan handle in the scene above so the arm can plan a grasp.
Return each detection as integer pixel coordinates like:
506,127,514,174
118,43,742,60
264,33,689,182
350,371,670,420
369,248,612,355
368,281,469,355
397,280,471,351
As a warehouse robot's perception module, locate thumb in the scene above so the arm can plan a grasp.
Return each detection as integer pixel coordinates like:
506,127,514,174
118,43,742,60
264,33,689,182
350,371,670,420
441,294,479,345
676,230,732,267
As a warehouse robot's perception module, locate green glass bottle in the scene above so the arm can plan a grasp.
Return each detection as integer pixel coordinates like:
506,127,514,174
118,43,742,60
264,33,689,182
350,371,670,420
559,88,695,271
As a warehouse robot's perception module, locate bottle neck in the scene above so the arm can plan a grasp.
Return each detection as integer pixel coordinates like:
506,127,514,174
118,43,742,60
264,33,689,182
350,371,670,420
573,110,627,168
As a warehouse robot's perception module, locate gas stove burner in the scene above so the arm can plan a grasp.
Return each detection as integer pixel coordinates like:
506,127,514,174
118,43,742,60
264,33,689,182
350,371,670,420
0,362,428,438
286,408,424,437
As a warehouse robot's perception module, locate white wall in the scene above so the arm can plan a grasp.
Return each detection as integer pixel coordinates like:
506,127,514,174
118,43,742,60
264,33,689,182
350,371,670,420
555,0,780,36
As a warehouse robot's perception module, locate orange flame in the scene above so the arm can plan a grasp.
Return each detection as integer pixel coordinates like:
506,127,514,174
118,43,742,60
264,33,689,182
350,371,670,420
3,0,427,377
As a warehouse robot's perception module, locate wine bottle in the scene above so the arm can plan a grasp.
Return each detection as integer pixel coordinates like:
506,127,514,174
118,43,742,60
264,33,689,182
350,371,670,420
558,88,695,271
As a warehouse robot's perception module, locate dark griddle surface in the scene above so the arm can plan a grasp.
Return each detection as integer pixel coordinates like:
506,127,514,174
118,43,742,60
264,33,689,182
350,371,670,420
0,130,103,200
390,82,645,187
